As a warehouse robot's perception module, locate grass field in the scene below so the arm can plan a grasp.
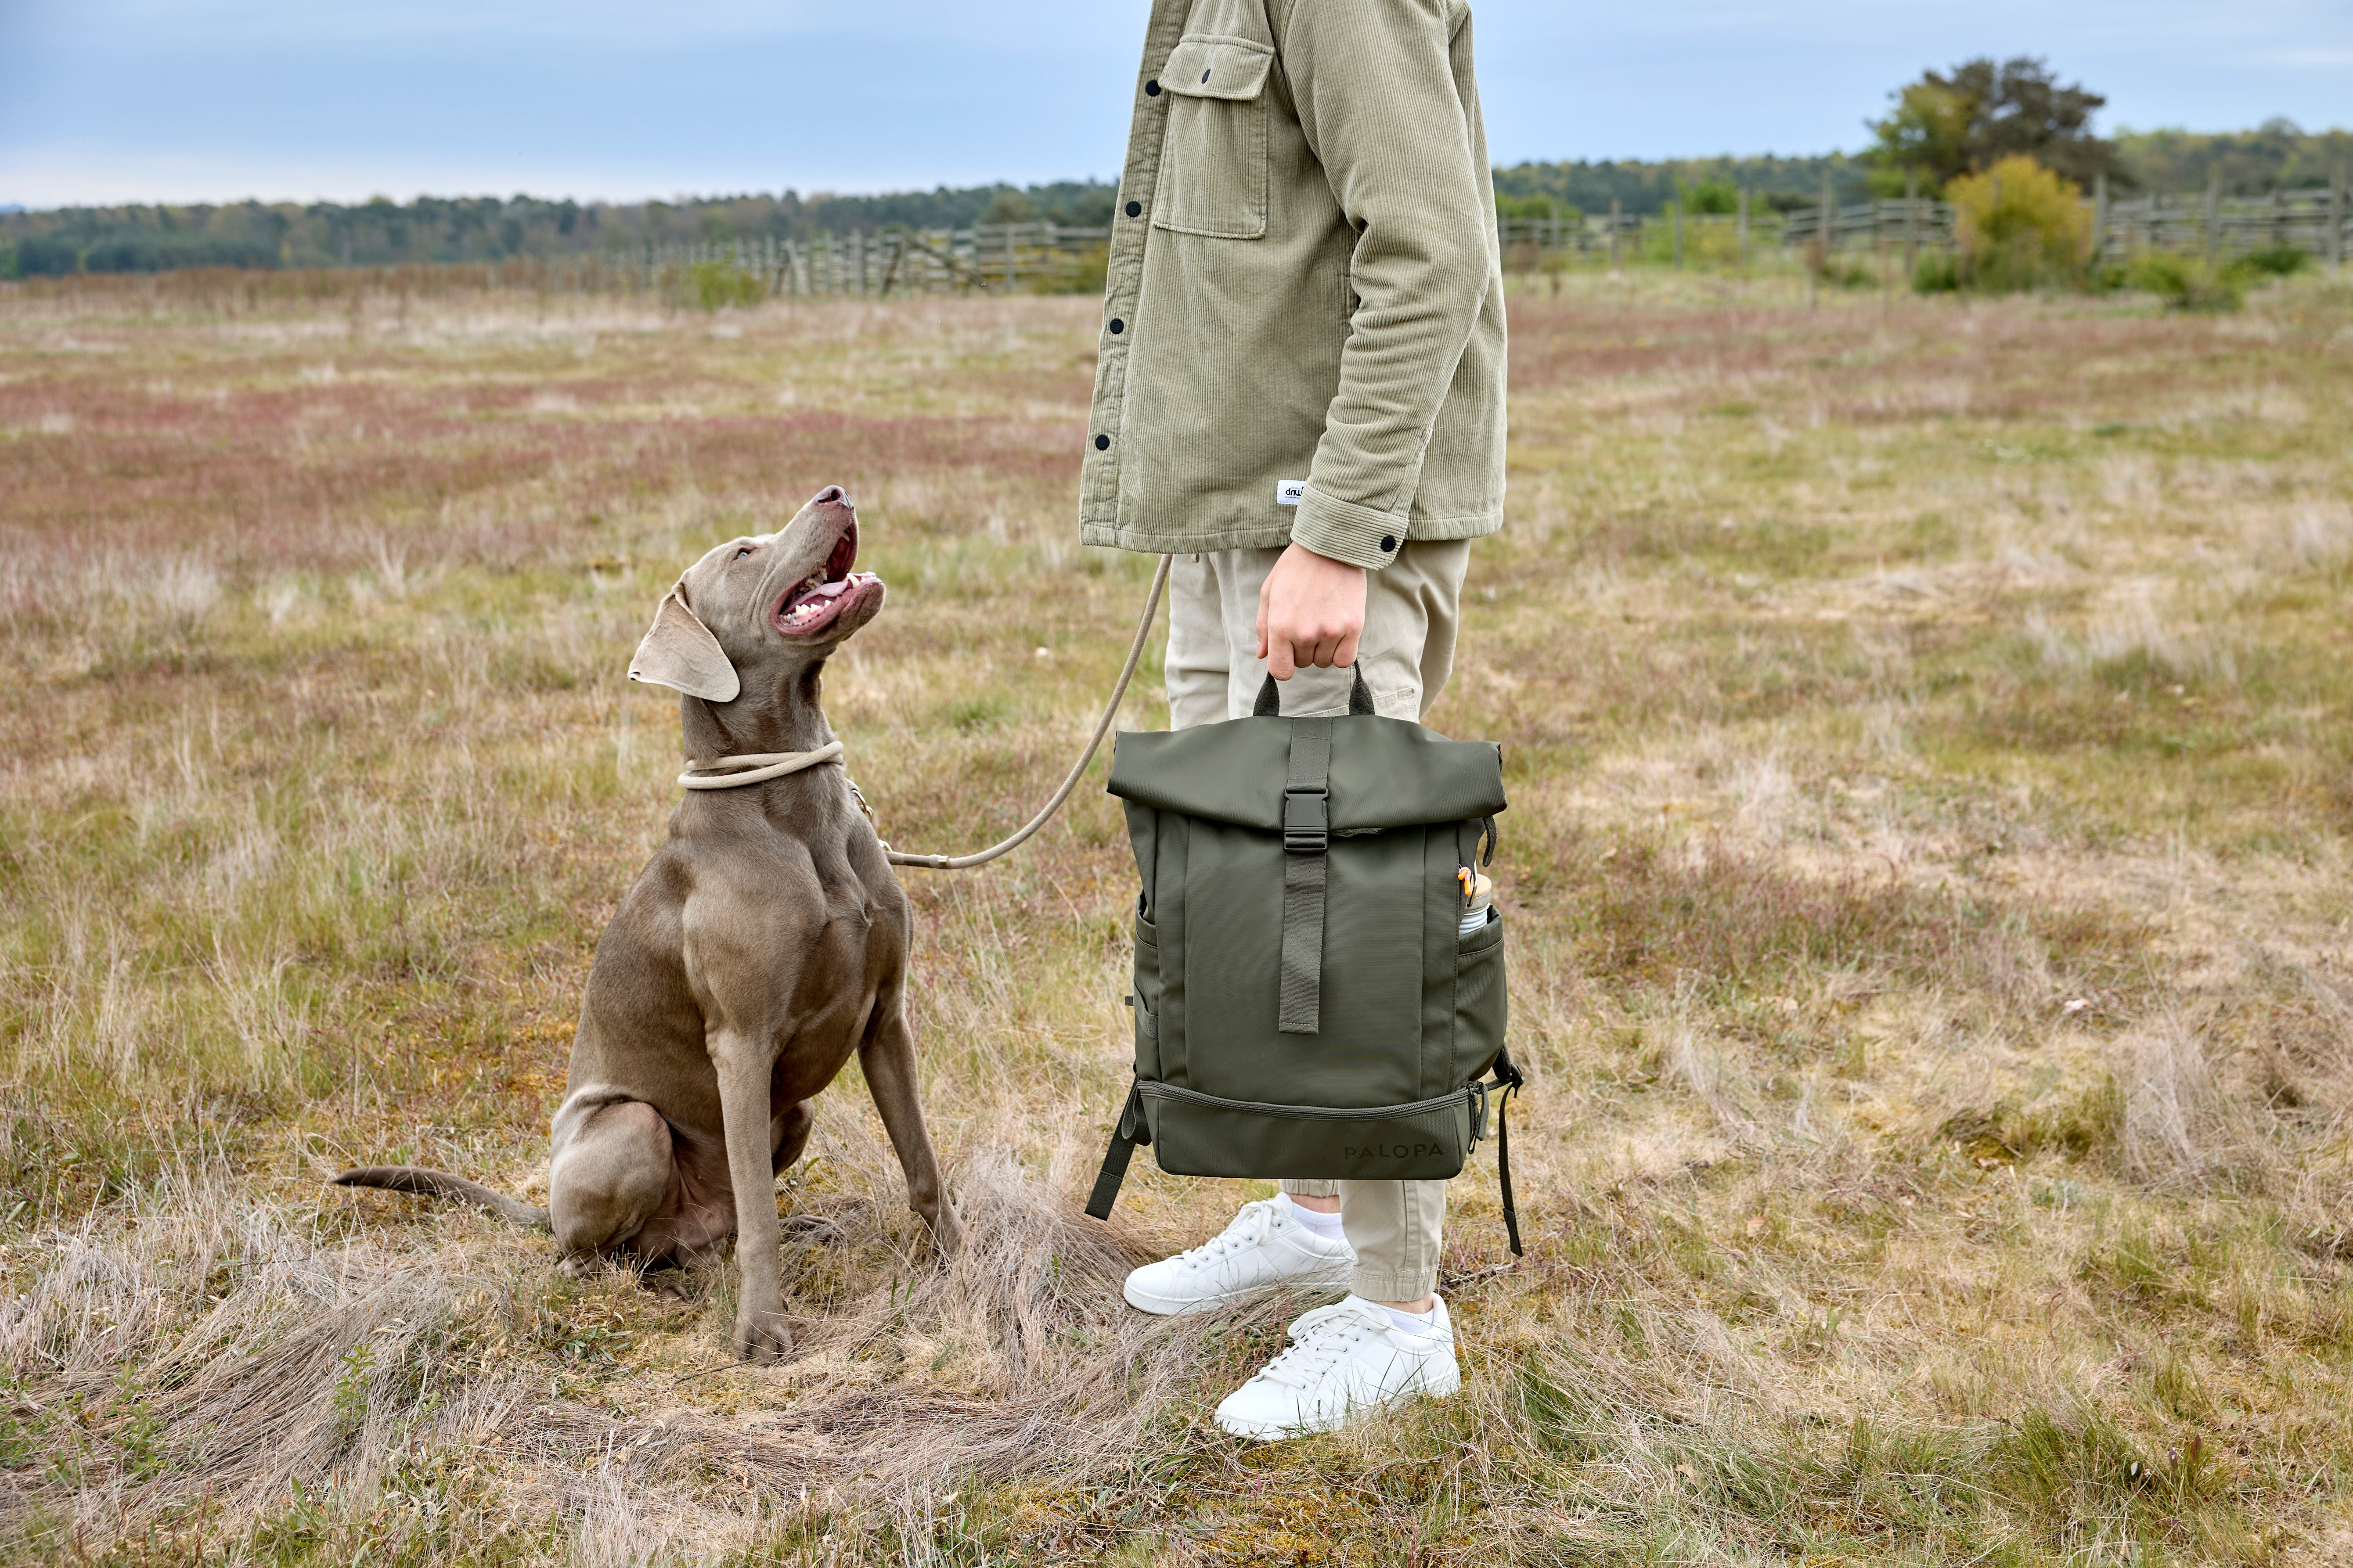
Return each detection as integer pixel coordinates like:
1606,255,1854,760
3,266,2351,1565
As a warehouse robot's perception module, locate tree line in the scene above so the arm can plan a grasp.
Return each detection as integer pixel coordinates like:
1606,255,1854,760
0,182,1117,279
4,59,2344,280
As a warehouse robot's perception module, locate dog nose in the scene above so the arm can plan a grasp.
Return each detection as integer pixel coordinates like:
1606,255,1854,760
814,485,849,508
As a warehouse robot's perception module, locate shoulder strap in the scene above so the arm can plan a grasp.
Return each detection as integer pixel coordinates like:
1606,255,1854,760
1482,1044,1527,1256
1085,1081,1150,1220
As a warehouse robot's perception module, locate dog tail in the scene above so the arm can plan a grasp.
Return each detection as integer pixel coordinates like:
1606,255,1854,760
332,1166,551,1230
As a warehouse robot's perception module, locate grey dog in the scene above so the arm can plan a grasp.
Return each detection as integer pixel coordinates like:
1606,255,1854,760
336,486,962,1361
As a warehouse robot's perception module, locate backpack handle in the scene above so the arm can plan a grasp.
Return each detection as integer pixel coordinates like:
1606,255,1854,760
1252,665,1376,718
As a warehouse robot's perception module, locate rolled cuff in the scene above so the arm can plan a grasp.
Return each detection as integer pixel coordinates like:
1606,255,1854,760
1290,485,1408,571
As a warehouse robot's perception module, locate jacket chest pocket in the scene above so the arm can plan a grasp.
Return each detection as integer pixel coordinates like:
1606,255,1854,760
1151,35,1274,239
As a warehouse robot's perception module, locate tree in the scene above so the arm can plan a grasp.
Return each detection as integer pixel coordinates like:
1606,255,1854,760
1867,57,2122,192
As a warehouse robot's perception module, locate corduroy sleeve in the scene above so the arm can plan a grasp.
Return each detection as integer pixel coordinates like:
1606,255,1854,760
1279,0,1493,570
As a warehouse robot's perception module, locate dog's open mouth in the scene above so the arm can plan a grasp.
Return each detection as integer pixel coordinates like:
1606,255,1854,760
773,519,881,638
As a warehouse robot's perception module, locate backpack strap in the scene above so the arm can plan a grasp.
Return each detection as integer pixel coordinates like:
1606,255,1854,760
1085,1080,1150,1220
1475,1044,1528,1256
1278,717,1333,1034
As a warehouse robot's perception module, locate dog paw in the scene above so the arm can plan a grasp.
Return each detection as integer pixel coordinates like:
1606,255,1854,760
733,1312,792,1363
926,1207,967,1259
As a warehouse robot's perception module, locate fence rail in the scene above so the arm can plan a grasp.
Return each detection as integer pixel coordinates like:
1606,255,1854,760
1495,176,2350,273
635,224,1110,297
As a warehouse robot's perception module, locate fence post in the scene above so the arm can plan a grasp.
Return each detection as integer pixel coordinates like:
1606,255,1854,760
1609,198,1622,271
1820,172,1836,263
2331,165,2346,271
1670,198,1683,268
1905,174,1922,276
1737,186,1749,274
2204,173,2221,266
2091,173,2108,266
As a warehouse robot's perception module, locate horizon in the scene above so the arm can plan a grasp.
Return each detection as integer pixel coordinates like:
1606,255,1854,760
4,1,2349,209
4,124,2346,215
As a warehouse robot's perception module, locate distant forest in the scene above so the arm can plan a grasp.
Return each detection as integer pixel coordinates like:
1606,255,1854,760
0,181,1118,278
3,123,2345,278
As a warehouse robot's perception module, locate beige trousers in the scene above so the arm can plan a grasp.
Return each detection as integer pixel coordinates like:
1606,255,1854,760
1164,541,1470,1302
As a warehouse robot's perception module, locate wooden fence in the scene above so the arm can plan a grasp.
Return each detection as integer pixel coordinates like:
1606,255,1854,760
636,224,1110,296
1498,174,2351,272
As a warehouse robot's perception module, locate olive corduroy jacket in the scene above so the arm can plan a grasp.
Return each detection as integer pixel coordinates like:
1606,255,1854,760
1077,0,1507,572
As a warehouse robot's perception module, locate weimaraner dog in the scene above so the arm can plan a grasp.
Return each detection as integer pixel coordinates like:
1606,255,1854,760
336,486,962,1360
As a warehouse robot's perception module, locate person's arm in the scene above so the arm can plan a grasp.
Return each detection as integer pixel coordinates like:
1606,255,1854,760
1280,0,1493,570
1258,0,1492,679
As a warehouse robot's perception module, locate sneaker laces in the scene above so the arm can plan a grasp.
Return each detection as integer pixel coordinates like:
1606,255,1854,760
1253,1301,1393,1390
1169,1199,1278,1272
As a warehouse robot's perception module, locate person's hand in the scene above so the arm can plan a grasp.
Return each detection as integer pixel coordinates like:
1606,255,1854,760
1256,543,1367,680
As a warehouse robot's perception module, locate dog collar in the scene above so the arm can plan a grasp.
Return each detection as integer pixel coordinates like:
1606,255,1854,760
678,740,845,790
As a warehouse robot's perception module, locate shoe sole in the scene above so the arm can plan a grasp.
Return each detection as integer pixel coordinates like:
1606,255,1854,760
1214,1358,1463,1441
1123,1264,1355,1317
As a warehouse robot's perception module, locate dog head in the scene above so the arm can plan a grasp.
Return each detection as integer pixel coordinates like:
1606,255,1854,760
627,485,883,705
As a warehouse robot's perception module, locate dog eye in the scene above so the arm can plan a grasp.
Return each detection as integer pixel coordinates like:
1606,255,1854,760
734,547,754,559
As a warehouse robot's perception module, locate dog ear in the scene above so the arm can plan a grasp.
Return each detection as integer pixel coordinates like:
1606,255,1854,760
628,588,740,702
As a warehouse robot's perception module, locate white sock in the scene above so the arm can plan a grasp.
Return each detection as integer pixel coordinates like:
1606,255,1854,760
1277,1192,1345,1241
1381,1301,1439,1335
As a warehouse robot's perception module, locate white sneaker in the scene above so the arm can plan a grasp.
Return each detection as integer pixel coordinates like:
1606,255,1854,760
1122,1195,1354,1315
1213,1295,1460,1440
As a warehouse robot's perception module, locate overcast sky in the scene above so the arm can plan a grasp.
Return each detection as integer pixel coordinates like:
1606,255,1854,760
2,0,2347,207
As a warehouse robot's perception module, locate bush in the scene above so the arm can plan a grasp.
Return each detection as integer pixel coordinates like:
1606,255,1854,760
683,261,765,311
1680,179,1739,216
1036,244,1108,296
2233,242,2310,279
1946,154,2090,292
1497,194,1581,225
1914,251,1961,292
2124,253,2243,313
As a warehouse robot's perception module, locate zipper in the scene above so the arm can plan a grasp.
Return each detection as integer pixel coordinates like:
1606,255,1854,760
1137,1080,1473,1122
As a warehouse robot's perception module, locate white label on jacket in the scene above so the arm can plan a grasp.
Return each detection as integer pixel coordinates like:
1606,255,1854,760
1275,479,1306,506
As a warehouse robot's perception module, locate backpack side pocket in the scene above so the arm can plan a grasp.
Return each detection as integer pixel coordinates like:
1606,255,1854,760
1132,903,1163,1082
1454,906,1506,1087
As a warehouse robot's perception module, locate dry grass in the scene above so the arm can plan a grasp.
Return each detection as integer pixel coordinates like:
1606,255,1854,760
3,266,2352,1564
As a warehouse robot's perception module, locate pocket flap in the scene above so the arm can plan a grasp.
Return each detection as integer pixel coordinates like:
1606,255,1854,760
1161,36,1274,101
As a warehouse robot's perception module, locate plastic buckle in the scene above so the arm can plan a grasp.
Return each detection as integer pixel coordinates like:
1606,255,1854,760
1282,787,1329,853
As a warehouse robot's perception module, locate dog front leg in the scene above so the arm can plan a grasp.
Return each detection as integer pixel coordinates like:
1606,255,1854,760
710,1031,791,1361
859,1002,963,1257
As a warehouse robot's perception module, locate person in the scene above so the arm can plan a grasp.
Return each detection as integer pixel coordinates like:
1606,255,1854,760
1077,0,1507,1439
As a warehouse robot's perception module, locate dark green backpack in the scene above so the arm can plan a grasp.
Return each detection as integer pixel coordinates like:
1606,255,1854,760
1084,670,1525,1253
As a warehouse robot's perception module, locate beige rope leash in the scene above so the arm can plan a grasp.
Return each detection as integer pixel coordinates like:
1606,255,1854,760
678,739,844,790
888,554,1171,870
668,557,1171,874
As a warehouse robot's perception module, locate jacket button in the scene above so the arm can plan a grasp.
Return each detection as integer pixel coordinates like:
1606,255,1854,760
1125,200,1142,217
1200,68,1211,83
1379,535,1398,553
1108,318,1124,334
1145,79,1160,96
1095,434,1111,451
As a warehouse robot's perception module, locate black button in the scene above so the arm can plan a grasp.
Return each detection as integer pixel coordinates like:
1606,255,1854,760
1125,200,1142,217
1379,535,1398,553
1095,434,1111,451
1145,79,1160,96
1201,68,1211,83
1108,318,1124,334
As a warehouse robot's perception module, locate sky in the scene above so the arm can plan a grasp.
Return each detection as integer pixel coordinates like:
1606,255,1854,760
1,0,2348,209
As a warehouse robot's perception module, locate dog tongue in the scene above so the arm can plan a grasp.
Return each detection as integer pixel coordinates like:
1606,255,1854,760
811,580,849,598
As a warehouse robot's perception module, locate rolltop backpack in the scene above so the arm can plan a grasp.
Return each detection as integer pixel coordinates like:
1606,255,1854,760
1083,668,1525,1254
